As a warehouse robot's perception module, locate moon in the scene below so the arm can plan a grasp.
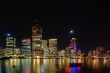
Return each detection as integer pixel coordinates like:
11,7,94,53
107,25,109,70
70,30,74,34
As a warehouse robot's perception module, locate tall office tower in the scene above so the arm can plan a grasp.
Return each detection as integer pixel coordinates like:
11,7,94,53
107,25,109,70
66,38,77,57
32,23,42,57
22,38,31,56
49,38,57,57
42,40,49,56
6,33,16,55
69,38,77,50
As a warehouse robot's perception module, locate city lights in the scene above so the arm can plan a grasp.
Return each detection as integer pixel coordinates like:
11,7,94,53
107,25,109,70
0,22,109,73
0,20,110,62
0,2,110,73
0,20,106,61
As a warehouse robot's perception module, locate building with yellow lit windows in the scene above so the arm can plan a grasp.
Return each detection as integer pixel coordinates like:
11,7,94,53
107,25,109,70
32,23,43,57
22,38,31,57
6,33,16,56
49,38,57,57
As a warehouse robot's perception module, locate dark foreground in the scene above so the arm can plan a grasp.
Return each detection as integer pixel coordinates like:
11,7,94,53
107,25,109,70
0,58,110,73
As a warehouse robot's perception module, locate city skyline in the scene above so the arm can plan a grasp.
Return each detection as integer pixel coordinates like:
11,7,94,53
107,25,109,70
0,19,110,50
0,21,109,51
0,2,110,50
0,1,110,73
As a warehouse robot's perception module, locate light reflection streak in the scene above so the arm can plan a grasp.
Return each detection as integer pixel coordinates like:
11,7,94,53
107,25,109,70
72,67,77,73
0,62,1,73
0,58,110,73
36,59,41,73
66,66,81,73
26,68,31,73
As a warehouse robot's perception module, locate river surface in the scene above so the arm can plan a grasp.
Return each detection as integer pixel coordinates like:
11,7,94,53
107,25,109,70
0,58,110,73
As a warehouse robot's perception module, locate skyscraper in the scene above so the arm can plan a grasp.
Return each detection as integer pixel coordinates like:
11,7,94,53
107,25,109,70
22,37,31,56
32,23,42,57
42,40,49,57
70,38,77,50
66,38,77,57
49,38,57,57
6,33,16,55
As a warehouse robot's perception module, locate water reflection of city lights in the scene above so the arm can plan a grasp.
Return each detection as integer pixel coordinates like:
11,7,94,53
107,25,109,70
72,67,77,73
10,59,18,66
103,58,107,66
33,59,36,66
66,66,81,73
91,59,103,71
3,58,110,73
0,64,1,73
41,64,45,73
66,66,72,73
26,68,31,73
77,67,81,72
37,59,40,64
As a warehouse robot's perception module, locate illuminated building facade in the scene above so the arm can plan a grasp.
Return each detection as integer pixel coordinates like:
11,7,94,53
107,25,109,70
32,24,43,57
49,38,57,57
15,48,20,55
22,38,31,56
70,38,77,50
66,38,77,57
6,33,16,55
42,40,49,56
59,50,66,57
0,49,8,56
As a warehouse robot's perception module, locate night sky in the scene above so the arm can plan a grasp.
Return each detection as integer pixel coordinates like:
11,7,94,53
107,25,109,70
0,1,110,52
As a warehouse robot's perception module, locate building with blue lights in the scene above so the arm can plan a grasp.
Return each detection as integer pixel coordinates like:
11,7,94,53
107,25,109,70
6,33,16,56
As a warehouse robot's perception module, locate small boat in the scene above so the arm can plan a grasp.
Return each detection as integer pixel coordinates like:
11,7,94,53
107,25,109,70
12,65,20,68
69,63,82,67
13,65,16,68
